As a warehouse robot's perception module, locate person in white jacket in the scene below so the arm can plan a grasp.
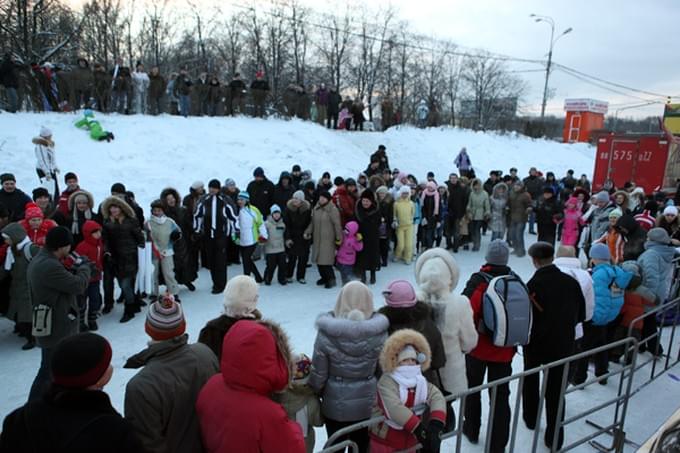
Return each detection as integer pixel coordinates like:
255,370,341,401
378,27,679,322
131,62,150,114
554,245,594,340
235,191,268,283
414,247,478,397
33,126,59,199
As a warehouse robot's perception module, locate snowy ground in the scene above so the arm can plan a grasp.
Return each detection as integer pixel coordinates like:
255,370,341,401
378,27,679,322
0,113,676,452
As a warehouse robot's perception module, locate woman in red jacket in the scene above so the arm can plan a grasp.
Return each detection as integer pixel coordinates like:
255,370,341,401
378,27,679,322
19,202,57,247
196,320,305,453
74,220,104,331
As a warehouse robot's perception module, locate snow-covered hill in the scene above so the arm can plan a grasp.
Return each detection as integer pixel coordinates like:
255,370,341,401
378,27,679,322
1,112,595,210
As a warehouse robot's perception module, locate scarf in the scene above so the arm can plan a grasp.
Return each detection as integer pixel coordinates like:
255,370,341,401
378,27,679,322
420,189,440,217
150,215,168,224
385,365,428,430
71,207,92,236
4,237,32,271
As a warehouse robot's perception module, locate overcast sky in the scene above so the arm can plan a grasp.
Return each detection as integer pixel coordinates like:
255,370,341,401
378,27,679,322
381,0,679,119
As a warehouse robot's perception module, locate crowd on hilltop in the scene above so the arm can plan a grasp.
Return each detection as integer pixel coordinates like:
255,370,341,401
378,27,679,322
0,133,679,452
0,53,414,130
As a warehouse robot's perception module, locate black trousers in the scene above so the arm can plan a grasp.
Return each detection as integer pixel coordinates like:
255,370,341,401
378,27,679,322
537,223,556,247
264,252,287,284
241,244,263,281
287,249,309,280
206,236,227,292
327,112,338,129
318,264,336,283
641,314,662,354
573,322,609,384
325,418,368,453
227,235,240,264
522,352,568,450
464,355,512,453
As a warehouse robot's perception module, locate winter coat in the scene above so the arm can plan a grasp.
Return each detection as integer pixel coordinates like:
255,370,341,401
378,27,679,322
198,310,262,360
446,182,469,220
173,73,192,97
562,206,584,246
526,264,585,362
20,217,57,247
308,312,389,421
378,302,446,385
272,381,323,453
370,329,447,450
0,389,144,453
315,87,329,106
229,78,247,99
265,216,286,254
146,215,180,258
0,188,33,222
489,183,508,233
193,193,238,240
454,150,471,171
328,90,341,114
336,221,363,266
522,175,545,201
196,320,305,453
656,215,680,240
535,196,562,226
148,73,166,100
27,248,91,349
305,201,342,266
617,214,647,261
554,257,595,338
378,193,394,238
101,197,145,279
332,186,357,226
393,197,415,227
414,248,478,396
66,190,95,246
74,220,104,282
284,199,312,256
236,205,266,247
0,223,40,324
33,136,58,176
0,57,18,88
462,264,517,363
591,263,632,326
638,241,677,304
355,200,381,271
467,187,490,221
588,203,615,244
93,69,111,100
124,334,219,453
58,185,81,217
273,173,296,210
246,178,276,217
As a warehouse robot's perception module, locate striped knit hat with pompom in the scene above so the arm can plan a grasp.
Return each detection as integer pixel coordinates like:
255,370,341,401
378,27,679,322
145,294,186,341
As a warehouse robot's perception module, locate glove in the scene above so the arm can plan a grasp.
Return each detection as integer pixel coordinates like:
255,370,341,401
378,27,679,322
414,423,428,450
422,218,428,226
425,419,445,453
258,236,267,244
392,221,398,229
285,239,294,248
356,233,363,241
170,230,181,241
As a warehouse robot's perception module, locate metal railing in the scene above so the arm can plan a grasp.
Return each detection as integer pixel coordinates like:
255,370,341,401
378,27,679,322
318,338,640,453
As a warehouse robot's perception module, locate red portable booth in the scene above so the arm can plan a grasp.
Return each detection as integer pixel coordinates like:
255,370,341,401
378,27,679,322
592,131,680,194
563,98,608,143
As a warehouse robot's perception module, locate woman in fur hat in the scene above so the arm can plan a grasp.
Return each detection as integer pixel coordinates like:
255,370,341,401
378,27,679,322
370,329,447,453
66,189,94,245
308,281,389,453
198,275,262,360
355,188,381,284
414,248,478,397
101,196,145,322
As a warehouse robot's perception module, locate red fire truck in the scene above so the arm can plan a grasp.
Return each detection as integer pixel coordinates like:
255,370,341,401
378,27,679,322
592,122,680,194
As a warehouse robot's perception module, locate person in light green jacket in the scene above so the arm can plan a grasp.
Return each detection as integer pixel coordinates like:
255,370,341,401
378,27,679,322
466,178,490,251
74,109,114,142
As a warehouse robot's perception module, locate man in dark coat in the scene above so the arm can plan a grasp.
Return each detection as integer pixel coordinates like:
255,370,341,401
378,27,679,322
228,73,247,115
26,227,92,402
523,242,585,451
71,57,94,109
523,167,545,234
92,63,111,112
0,52,20,112
327,86,341,129
273,171,295,212
0,173,31,221
247,167,275,217
283,191,312,283
250,71,270,117
446,173,469,252
0,333,145,453
534,187,563,247
369,145,390,172
616,213,647,261
193,179,238,294
147,66,166,115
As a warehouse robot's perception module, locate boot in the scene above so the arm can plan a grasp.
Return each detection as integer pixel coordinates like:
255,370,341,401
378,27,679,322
22,337,36,351
370,271,376,285
186,282,196,292
88,320,99,331
360,272,367,284
120,310,135,323
316,278,325,286
79,322,89,332
102,303,113,314
325,279,337,289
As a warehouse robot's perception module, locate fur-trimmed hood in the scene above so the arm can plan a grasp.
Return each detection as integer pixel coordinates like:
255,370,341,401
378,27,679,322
160,187,182,207
286,198,311,213
32,136,54,147
368,174,386,190
414,247,461,301
101,196,135,220
1,222,27,245
378,301,432,327
67,189,94,211
219,319,294,395
380,329,432,373
316,311,389,355
614,190,630,211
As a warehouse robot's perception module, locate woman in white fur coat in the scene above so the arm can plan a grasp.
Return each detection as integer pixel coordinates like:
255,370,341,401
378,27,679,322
414,248,478,396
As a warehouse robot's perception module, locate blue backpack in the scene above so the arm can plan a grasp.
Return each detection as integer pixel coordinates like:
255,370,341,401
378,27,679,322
480,272,533,347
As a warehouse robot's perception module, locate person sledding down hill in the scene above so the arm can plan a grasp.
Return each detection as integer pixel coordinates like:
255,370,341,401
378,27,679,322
75,109,115,142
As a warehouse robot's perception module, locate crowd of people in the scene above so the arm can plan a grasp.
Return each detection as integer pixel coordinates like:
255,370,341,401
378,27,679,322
0,54,409,130
0,135,678,453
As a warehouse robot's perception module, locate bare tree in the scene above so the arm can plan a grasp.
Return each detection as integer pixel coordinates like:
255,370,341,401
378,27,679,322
138,0,174,69
288,0,309,86
215,12,243,76
316,4,352,91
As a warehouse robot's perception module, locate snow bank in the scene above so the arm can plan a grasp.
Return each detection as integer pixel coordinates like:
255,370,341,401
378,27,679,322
1,112,594,210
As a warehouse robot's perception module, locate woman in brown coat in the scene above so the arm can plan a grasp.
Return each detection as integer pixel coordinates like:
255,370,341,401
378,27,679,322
304,191,342,288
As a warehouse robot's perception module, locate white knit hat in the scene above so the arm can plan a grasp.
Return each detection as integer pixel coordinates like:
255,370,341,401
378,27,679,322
223,275,259,318
663,205,678,217
40,126,52,138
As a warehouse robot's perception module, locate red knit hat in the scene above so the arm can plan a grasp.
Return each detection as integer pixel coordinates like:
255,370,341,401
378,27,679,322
145,294,186,341
24,202,44,220
51,333,112,389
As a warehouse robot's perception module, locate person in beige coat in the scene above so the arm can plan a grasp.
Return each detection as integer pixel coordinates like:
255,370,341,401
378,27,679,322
304,191,342,288
414,248,478,397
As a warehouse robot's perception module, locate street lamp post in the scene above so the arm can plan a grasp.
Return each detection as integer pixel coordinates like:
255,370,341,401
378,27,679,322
530,14,572,122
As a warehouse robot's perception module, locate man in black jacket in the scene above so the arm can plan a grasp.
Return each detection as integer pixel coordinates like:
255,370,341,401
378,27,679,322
0,52,19,112
228,73,246,115
535,187,563,247
523,167,545,234
0,173,31,221
273,171,295,213
446,173,469,252
247,167,275,217
193,179,238,293
523,242,586,451
327,86,341,129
